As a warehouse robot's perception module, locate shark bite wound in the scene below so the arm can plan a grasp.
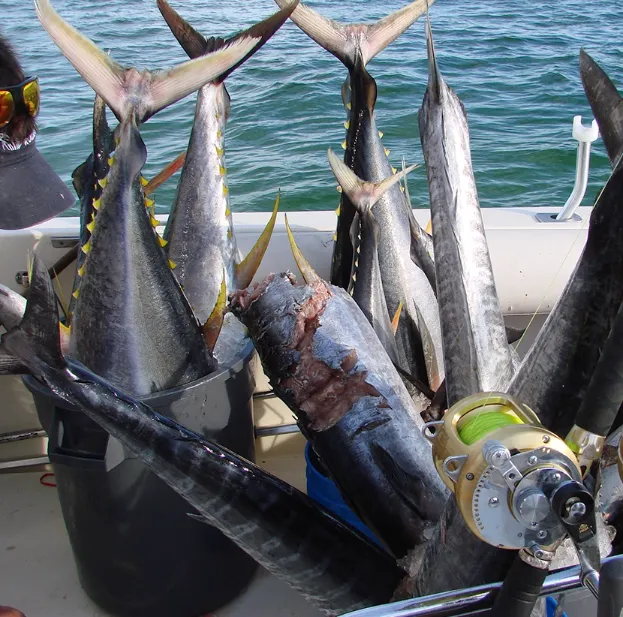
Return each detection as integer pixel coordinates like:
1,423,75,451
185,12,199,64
232,273,385,432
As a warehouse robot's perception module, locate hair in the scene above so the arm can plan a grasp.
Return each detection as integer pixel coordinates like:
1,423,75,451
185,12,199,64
0,34,37,142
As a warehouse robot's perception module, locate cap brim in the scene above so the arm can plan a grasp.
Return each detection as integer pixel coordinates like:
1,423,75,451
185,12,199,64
0,139,75,230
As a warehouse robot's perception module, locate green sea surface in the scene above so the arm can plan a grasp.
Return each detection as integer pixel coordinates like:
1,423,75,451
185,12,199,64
2,0,622,214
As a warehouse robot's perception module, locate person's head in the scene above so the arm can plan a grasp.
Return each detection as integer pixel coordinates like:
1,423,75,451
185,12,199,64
0,33,73,229
0,35,38,143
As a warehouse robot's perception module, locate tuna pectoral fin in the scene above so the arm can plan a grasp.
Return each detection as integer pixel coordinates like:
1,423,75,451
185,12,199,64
327,149,417,212
579,50,623,167
144,151,187,196
202,272,227,352
274,0,430,68
235,192,280,289
35,0,262,123
158,0,298,83
0,255,65,374
285,215,321,284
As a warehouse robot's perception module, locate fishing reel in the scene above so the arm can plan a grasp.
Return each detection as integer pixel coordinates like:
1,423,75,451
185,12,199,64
423,393,591,551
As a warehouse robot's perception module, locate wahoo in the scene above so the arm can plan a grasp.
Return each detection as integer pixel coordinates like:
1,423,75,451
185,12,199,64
34,0,264,394
0,255,404,617
158,0,294,323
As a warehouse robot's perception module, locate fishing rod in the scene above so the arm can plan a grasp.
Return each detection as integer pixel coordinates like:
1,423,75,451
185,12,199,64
422,298,623,617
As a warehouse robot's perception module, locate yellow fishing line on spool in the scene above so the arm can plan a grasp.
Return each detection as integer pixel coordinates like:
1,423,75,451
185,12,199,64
458,408,524,446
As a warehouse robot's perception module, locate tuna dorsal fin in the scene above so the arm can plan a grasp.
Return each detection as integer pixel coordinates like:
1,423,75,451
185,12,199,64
579,49,623,167
35,0,264,123
202,270,227,352
235,191,280,289
327,148,417,213
274,0,430,68
285,214,321,284
158,0,297,83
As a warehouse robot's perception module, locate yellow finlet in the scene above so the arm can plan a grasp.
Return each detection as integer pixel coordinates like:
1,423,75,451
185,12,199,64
352,272,357,282
223,185,229,196
86,220,96,233
219,165,227,176
158,236,168,248
202,270,227,352
225,207,231,218
97,176,108,189
400,186,405,193
425,219,433,234
378,131,384,138
107,156,115,166
216,129,223,140
140,175,149,186
215,145,224,157
391,302,404,335
168,259,176,270
341,140,347,150
332,233,337,242
344,120,350,129
384,148,390,156
227,228,233,240
335,205,341,216
77,263,86,278
92,197,101,211
336,185,343,193
151,216,160,228
392,167,397,174
346,102,352,110
144,197,155,208
81,239,91,255
285,213,321,285
235,191,280,289
72,289,80,299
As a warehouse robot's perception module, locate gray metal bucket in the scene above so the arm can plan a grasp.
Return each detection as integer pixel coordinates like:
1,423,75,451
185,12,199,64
23,336,259,617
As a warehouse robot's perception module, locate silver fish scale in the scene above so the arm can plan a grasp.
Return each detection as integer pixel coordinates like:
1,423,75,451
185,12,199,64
361,112,444,390
419,68,514,405
164,83,237,324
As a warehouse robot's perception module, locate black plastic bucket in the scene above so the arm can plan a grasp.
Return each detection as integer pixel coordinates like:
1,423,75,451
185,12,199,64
23,339,259,617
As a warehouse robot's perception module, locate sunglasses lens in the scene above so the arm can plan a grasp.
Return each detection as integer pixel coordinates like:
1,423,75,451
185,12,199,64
23,80,40,118
0,91,14,128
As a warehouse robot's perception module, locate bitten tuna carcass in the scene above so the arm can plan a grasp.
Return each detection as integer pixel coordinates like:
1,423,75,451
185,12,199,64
230,271,449,559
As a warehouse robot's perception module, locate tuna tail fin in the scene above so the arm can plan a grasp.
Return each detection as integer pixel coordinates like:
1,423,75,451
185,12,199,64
579,49,623,167
157,0,298,83
0,254,65,375
284,215,321,284
274,0,430,68
327,148,417,213
202,270,227,352
235,191,280,289
34,0,263,123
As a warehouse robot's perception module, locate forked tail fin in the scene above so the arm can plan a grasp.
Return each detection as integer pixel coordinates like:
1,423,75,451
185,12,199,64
274,0,431,69
158,0,297,83
34,0,265,123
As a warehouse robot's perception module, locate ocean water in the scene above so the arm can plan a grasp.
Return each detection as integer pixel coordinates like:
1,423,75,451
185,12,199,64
2,0,622,215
